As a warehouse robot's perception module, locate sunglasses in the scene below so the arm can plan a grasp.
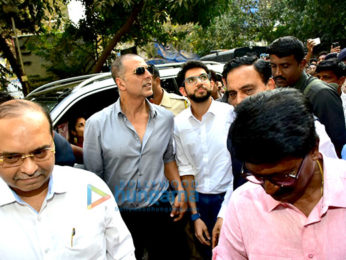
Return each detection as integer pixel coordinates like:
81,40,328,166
133,65,154,75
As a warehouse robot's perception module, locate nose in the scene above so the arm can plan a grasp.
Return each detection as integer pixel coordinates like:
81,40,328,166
262,180,281,196
145,68,152,77
20,157,39,176
236,93,248,106
273,66,282,76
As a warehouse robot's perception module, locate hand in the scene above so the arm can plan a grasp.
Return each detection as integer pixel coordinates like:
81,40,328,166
212,217,224,248
330,45,341,54
307,39,315,53
194,218,211,246
170,191,187,222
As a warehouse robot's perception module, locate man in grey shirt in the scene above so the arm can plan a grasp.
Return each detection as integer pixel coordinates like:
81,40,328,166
83,54,187,260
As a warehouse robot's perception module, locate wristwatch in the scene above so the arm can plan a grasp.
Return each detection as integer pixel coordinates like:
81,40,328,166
191,213,201,222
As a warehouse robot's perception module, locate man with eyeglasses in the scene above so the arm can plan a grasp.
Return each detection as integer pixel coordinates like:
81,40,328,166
83,54,188,260
174,61,234,259
213,88,346,259
0,99,135,259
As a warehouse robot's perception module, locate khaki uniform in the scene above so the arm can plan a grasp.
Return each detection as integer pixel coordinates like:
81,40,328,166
160,90,189,116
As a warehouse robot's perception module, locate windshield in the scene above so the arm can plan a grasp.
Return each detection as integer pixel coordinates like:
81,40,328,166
25,81,81,112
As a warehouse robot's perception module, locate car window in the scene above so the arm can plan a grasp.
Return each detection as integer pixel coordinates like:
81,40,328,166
26,82,80,112
161,78,181,95
55,87,119,134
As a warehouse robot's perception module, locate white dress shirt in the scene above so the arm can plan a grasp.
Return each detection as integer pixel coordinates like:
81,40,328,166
174,100,234,194
0,165,135,260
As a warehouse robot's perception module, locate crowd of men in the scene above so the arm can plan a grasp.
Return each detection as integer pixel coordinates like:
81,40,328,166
0,35,345,259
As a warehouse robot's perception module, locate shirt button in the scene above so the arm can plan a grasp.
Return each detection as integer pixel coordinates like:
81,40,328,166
308,254,314,258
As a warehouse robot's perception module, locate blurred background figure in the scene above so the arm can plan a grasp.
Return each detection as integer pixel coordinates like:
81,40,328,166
149,64,189,116
69,115,86,147
210,70,224,99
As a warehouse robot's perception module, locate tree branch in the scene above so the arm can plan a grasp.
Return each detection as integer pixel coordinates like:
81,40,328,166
91,0,145,73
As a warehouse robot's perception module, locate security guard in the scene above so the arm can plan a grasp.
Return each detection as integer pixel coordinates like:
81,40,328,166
149,65,189,116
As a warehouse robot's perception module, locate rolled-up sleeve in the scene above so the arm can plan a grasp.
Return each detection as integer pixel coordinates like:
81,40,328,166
173,124,196,176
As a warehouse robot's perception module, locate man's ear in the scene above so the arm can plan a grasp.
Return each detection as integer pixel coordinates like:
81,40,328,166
338,76,345,90
300,59,307,70
222,78,227,88
266,78,276,90
311,138,321,160
116,77,126,91
179,86,187,97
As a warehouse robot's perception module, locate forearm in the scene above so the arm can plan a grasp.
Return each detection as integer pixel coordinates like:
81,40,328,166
164,160,184,191
181,175,198,214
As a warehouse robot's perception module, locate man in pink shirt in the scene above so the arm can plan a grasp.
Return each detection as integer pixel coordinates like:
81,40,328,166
213,88,346,259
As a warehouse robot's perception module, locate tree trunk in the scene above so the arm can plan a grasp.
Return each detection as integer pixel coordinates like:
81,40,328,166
0,34,30,96
91,0,144,73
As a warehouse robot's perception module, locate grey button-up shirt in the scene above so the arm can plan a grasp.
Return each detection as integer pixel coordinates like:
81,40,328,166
83,99,175,209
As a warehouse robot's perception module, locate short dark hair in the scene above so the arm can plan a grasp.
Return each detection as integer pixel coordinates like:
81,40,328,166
210,70,217,82
309,58,317,64
267,36,305,63
316,58,346,78
222,56,272,84
229,88,317,164
176,61,210,87
0,100,53,135
0,92,14,104
318,51,328,57
150,64,160,79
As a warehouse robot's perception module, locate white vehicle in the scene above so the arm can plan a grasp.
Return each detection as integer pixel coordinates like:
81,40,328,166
26,61,224,136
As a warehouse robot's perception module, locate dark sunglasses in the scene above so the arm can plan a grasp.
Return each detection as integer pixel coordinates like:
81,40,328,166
133,65,154,75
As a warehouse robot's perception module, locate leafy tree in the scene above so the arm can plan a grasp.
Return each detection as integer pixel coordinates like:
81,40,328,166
185,0,346,56
0,0,68,94
266,0,346,50
26,0,229,80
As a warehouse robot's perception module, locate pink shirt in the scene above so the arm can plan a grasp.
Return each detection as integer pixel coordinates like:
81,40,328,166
213,155,346,259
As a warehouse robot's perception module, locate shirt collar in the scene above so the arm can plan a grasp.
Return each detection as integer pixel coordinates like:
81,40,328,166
321,155,346,210
264,154,346,212
292,71,309,90
187,99,217,120
115,98,157,119
160,90,173,108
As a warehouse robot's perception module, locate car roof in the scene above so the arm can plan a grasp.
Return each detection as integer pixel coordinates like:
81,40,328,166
27,61,225,125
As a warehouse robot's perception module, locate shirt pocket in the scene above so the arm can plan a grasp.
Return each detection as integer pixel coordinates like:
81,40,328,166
61,216,105,259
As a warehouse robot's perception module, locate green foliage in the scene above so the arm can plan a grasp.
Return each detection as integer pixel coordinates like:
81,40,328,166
27,0,230,76
0,0,69,94
182,0,346,56
26,27,97,79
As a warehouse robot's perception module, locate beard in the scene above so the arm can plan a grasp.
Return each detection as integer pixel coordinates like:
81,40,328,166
188,89,212,103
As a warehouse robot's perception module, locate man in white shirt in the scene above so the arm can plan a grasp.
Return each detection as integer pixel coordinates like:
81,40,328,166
0,100,135,259
174,61,234,259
